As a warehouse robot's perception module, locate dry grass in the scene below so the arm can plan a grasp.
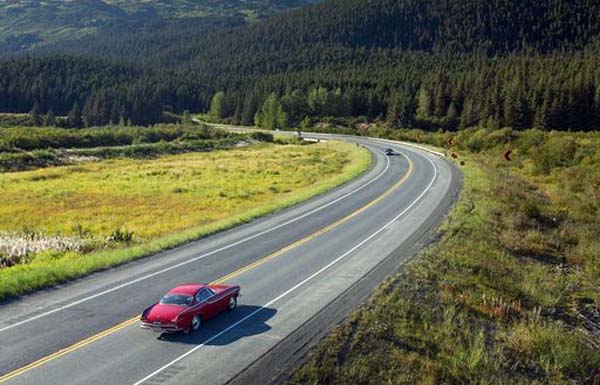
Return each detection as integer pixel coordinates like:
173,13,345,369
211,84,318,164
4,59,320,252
289,129,600,385
0,141,371,300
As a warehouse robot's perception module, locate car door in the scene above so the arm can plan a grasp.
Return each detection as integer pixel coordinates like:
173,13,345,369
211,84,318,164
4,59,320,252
195,288,217,319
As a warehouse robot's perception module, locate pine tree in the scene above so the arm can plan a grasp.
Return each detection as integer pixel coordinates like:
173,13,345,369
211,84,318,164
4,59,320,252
460,98,478,129
416,87,433,119
68,102,83,128
209,91,226,120
594,85,600,130
445,102,458,130
308,87,328,116
44,110,56,127
182,110,193,126
30,102,42,126
257,93,287,130
534,90,552,130
241,93,259,126
386,92,402,128
433,74,449,117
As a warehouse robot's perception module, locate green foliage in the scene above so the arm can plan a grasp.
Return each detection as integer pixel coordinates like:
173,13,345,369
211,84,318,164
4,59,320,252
67,103,83,129
0,113,33,127
0,0,319,53
2,0,600,130
289,129,600,385
0,141,371,301
182,110,193,126
109,229,134,243
250,131,274,143
43,110,56,127
255,93,288,130
209,91,227,120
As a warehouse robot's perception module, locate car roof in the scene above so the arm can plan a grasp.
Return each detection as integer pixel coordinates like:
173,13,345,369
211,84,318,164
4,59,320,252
168,284,207,296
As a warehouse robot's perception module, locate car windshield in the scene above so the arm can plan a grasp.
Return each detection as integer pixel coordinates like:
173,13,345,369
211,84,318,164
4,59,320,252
160,294,193,306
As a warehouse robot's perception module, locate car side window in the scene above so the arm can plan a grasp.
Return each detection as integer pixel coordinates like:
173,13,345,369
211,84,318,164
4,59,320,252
195,288,213,303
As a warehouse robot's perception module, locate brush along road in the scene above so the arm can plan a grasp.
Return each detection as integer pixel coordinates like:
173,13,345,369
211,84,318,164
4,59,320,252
0,134,460,385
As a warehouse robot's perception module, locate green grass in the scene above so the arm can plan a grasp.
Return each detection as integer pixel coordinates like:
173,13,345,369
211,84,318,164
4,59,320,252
0,140,371,301
288,129,600,385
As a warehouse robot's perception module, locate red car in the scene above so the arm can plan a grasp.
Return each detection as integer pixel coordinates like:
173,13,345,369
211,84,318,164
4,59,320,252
140,283,240,334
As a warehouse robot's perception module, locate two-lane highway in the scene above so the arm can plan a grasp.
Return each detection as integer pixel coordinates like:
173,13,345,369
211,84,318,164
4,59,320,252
0,135,460,385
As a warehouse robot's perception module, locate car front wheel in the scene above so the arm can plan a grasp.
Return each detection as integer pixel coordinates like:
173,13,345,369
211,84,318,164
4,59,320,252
228,296,237,311
190,315,201,332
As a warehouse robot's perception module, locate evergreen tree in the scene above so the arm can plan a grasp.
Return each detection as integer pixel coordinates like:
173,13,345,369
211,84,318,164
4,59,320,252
594,86,600,129
209,91,226,120
67,102,83,128
281,89,309,123
44,109,56,127
460,98,478,129
534,90,552,130
241,93,260,126
182,110,193,126
445,102,458,130
256,93,287,130
387,88,417,128
416,87,433,119
30,102,42,126
308,87,328,116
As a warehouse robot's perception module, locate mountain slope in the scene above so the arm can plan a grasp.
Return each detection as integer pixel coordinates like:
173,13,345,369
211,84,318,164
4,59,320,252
0,0,321,53
1,0,600,131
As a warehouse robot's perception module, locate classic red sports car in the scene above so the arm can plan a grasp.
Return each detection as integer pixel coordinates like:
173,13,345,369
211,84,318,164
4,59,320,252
140,283,240,334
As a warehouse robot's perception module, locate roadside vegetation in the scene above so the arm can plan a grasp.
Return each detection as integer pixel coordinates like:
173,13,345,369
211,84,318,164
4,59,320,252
0,135,371,301
289,128,600,385
0,124,246,172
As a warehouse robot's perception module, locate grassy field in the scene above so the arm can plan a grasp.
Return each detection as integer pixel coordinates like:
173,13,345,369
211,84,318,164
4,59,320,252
0,124,247,172
289,129,600,385
0,140,371,301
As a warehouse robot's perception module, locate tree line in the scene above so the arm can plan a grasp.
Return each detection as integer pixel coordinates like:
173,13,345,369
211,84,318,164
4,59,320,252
1,0,600,130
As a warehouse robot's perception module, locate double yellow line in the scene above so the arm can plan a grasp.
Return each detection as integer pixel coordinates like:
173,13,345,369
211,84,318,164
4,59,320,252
0,154,413,384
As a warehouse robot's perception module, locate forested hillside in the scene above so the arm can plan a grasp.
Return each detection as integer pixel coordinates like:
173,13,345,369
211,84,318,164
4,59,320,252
2,0,600,130
0,0,319,53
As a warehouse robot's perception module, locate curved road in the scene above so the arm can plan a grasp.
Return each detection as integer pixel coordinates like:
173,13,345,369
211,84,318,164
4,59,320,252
0,135,460,385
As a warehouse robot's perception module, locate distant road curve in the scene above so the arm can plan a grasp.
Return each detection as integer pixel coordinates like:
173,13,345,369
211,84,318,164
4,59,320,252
0,128,461,385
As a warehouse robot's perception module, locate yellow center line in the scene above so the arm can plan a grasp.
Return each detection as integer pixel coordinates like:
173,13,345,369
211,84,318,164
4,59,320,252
0,153,413,384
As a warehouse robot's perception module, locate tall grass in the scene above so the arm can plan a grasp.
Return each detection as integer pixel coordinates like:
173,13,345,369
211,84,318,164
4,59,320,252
289,129,600,385
0,141,371,301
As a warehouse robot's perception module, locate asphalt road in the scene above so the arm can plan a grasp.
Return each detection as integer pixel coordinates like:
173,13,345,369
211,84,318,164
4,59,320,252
0,134,460,385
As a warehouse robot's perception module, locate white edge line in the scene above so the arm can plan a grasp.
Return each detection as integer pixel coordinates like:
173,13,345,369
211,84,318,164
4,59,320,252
0,150,391,333
131,156,439,385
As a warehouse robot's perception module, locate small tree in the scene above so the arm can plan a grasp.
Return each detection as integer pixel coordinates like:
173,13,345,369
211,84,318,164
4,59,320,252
182,110,193,126
44,109,56,127
30,102,42,126
68,102,83,128
416,87,433,119
209,91,226,121
256,93,287,130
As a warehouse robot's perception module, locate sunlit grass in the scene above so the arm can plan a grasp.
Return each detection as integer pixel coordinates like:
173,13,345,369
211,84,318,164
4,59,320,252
289,130,600,385
0,141,371,300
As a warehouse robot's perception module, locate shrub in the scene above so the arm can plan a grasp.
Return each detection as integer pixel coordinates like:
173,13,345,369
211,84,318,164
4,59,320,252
108,229,134,243
250,131,274,142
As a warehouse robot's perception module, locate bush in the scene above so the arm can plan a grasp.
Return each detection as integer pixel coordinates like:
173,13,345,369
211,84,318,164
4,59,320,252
108,229,134,243
250,131,274,142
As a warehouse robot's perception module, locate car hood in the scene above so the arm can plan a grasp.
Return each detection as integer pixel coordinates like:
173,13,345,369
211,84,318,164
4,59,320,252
146,304,187,322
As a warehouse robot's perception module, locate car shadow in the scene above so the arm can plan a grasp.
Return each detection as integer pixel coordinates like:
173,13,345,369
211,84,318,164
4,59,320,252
157,305,276,346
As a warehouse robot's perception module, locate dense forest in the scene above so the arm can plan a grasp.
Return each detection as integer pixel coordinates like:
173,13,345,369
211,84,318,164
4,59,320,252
0,0,319,53
1,0,600,130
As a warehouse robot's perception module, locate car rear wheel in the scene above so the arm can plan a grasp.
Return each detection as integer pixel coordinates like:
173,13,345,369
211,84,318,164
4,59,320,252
228,296,237,311
190,315,201,332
